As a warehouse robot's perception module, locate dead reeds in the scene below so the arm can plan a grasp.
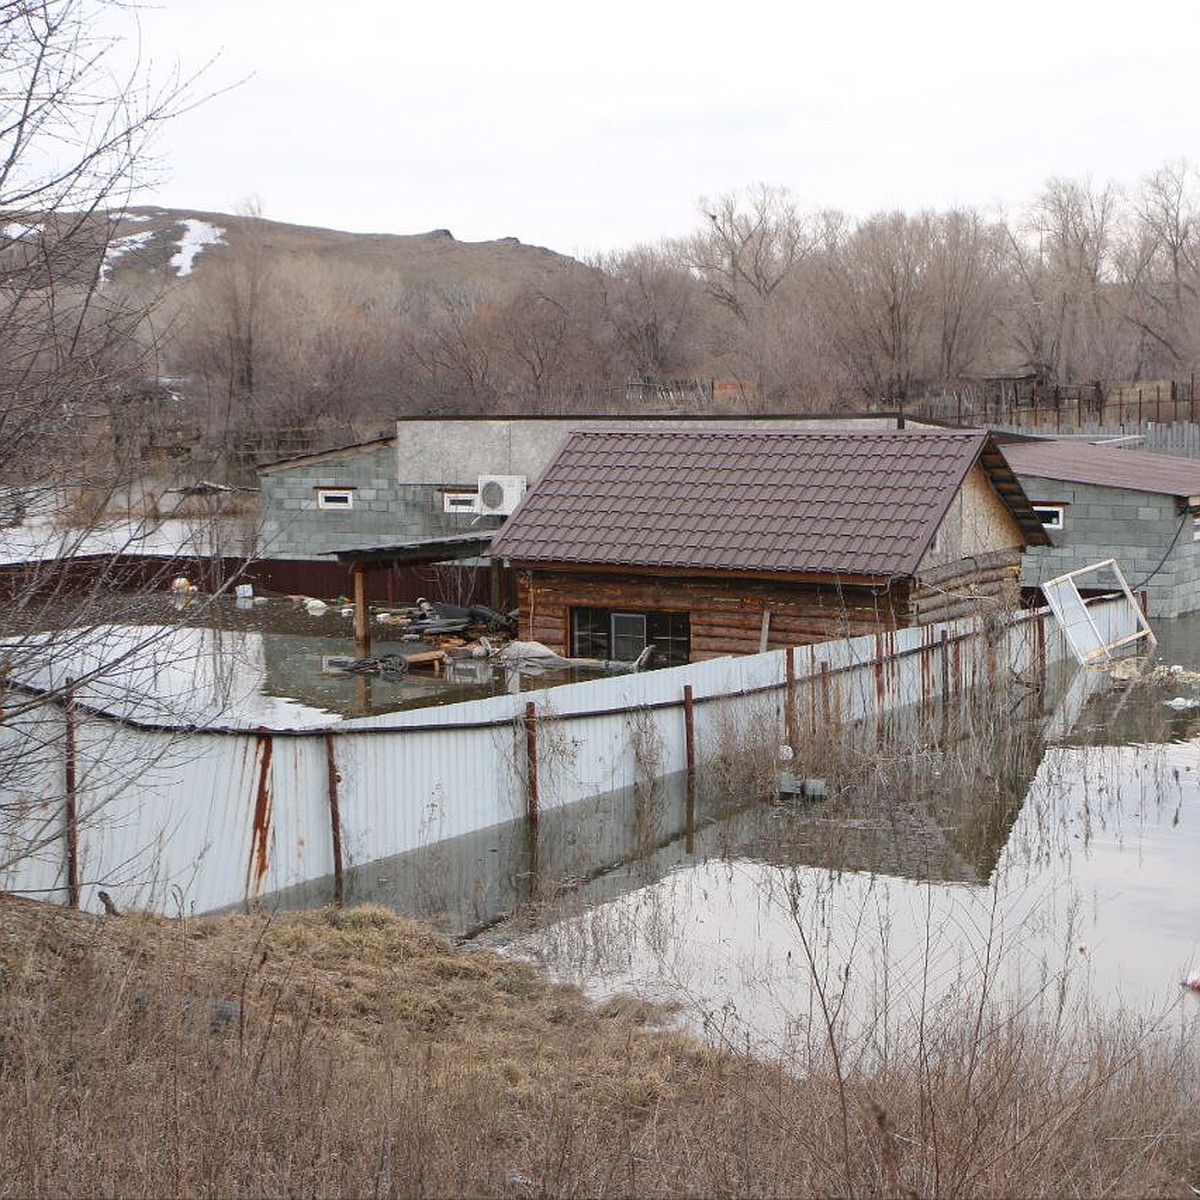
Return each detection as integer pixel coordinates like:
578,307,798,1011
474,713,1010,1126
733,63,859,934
1,895,1197,1197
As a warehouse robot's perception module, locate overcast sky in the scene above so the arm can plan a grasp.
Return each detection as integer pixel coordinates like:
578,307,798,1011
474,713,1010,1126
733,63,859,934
126,0,1200,257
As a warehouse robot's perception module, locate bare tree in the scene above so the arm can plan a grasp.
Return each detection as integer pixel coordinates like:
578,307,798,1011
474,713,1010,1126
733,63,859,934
1118,160,1200,375
1001,178,1123,383
926,209,1005,385
594,244,702,381
686,185,816,404
0,0,214,891
819,211,936,403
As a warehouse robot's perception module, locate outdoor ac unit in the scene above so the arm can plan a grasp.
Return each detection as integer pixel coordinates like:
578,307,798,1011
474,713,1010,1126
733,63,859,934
476,474,527,516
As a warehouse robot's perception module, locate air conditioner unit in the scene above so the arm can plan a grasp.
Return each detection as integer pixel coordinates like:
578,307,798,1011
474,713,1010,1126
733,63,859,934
476,474,527,516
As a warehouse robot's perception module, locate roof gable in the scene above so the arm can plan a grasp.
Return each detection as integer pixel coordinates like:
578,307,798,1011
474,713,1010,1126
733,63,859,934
490,428,1033,578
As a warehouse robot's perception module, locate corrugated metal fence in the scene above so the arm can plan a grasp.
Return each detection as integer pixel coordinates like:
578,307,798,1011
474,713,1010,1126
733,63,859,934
1,600,1136,916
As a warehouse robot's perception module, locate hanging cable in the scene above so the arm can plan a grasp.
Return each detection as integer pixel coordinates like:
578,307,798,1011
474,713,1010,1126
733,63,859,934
1130,509,1193,591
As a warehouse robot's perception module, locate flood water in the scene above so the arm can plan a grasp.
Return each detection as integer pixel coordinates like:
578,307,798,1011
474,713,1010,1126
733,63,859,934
442,614,1200,1054
198,601,1200,1053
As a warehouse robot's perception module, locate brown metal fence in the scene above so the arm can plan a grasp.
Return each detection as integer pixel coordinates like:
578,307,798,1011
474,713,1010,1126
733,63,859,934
916,378,1200,433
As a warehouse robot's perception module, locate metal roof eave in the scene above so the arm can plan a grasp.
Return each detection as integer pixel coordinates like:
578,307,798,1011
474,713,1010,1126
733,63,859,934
324,531,497,567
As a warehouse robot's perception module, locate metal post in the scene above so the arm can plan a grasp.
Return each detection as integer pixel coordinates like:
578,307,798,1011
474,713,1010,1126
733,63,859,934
683,685,696,853
524,701,539,826
324,734,344,906
64,677,79,909
784,647,797,751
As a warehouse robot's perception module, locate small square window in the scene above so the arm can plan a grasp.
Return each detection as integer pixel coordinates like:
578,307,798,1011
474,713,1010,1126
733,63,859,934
316,488,354,511
1032,504,1065,531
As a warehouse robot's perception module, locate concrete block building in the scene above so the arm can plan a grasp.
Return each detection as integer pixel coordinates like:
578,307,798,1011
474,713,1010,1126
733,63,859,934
1000,437,1200,617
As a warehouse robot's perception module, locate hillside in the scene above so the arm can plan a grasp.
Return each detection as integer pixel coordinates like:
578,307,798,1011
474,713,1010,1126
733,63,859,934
93,205,581,301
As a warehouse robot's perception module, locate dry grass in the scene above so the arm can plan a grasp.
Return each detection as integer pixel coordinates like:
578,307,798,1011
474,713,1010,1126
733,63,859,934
1,895,1198,1197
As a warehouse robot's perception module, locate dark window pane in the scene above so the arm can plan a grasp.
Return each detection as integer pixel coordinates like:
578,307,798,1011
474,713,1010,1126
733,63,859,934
571,607,609,658
611,613,647,661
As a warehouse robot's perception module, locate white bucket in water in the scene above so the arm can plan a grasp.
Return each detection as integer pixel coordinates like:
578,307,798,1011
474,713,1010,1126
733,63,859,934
235,583,253,599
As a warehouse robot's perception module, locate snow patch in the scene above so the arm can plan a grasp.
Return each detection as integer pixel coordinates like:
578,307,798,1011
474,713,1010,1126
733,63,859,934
170,218,225,277
100,228,155,284
3,222,42,241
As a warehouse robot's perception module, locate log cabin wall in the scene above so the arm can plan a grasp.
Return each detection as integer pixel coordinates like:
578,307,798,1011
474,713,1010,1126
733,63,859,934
514,569,914,661
911,549,1024,625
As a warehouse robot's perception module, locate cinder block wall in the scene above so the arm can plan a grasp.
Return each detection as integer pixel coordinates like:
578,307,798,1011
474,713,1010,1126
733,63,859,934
259,444,501,560
1017,474,1200,617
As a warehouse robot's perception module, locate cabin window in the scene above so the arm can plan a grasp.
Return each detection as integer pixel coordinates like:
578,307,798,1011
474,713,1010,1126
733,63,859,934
570,607,690,667
316,488,354,511
1032,504,1066,530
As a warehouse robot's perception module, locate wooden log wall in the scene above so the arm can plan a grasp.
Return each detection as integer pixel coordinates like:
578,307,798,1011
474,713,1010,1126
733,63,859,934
515,569,910,661
912,550,1023,625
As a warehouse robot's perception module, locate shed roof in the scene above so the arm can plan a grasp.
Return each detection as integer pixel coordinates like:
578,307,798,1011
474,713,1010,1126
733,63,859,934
489,427,1043,579
999,438,1200,500
257,436,396,474
324,531,496,566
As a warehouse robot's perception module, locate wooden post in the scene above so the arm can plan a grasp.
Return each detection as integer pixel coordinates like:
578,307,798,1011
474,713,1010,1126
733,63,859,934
524,701,539,826
683,685,696,853
1034,612,1047,689
64,678,79,909
784,647,797,751
490,557,502,613
353,564,370,655
683,685,696,780
324,734,344,906
758,608,771,653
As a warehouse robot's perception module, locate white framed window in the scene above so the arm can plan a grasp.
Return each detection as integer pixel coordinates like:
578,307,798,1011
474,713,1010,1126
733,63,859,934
1032,504,1066,531
316,488,354,511
442,491,480,514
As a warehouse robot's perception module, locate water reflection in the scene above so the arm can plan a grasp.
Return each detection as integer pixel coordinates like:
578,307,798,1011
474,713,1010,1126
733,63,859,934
260,615,1200,1055
486,630,1200,1051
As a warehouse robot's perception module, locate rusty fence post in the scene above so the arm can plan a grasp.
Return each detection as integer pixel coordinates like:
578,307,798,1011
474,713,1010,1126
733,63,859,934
784,647,797,750
245,733,274,908
64,677,79,909
524,701,539,827
324,734,344,906
683,685,696,853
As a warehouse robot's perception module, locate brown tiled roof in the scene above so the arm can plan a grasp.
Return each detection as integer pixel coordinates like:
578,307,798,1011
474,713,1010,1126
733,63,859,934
999,439,1200,499
489,428,1030,579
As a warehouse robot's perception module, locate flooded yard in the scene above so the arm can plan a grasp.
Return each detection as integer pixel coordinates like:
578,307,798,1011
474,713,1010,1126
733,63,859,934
17,586,1200,1058
10,590,581,723
433,614,1200,1054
